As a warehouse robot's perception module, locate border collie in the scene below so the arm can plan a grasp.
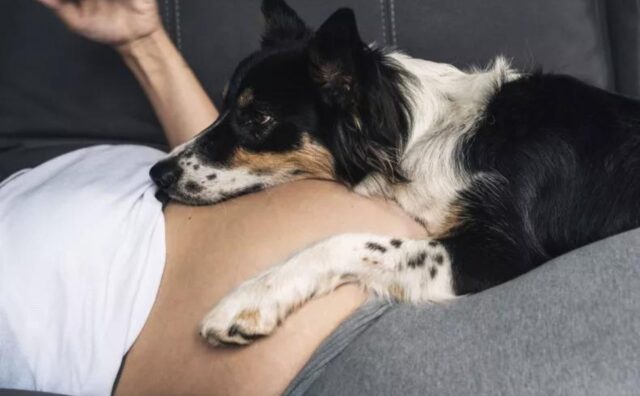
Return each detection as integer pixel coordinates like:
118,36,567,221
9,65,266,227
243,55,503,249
150,0,640,346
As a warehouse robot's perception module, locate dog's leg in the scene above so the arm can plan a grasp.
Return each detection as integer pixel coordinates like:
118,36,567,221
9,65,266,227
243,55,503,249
200,233,456,346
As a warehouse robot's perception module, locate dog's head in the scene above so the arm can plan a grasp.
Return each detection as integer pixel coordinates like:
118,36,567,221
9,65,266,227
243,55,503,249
151,0,413,205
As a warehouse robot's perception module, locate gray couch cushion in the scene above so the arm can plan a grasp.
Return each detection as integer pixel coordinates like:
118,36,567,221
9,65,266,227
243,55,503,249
288,227,640,395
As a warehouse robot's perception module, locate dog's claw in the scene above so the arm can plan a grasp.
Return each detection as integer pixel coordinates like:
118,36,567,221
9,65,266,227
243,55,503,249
200,326,251,347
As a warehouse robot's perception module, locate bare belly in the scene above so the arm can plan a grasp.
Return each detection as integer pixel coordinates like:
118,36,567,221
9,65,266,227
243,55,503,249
115,180,425,396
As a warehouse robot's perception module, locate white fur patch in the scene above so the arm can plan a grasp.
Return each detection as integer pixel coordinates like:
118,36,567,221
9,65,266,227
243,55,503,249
357,54,518,236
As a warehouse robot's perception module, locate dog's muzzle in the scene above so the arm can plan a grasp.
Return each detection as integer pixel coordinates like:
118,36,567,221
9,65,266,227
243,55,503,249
150,158,183,204
150,158,183,189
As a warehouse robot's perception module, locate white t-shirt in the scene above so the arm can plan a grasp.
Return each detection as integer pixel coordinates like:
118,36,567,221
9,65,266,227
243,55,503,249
0,145,167,395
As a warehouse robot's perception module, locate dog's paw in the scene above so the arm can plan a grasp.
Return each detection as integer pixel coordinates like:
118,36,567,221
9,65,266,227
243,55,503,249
200,282,280,346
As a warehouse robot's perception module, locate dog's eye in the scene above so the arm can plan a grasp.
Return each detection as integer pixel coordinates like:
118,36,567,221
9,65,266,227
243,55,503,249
258,114,273,125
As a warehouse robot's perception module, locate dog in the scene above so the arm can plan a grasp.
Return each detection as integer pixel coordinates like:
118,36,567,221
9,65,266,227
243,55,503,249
150,0,640,346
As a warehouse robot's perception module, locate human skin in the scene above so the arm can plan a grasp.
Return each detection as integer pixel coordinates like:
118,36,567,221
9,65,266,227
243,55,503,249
37,1,426,394
115,180,426,395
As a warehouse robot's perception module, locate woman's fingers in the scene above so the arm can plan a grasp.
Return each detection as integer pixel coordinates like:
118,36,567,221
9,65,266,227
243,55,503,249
37,0,162,46
38,0,85,30
36,0,63,9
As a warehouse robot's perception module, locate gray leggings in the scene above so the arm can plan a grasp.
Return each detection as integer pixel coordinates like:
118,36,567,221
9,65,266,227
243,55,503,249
286,228,640,396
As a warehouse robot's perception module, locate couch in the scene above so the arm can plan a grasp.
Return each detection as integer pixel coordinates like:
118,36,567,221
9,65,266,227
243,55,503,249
1,0,639,395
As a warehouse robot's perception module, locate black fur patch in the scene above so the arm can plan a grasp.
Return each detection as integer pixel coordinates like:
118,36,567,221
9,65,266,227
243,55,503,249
433,253,444,265
430,266,438,279
390,239,403,248
207,173,218,180
154,190,170,206
365,242,387,253
261,0,311,47
185,181,203,193
444,73,640,294
407,251,427,269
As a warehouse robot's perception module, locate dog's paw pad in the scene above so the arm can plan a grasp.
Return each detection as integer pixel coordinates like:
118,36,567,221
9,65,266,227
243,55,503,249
200,303,279,347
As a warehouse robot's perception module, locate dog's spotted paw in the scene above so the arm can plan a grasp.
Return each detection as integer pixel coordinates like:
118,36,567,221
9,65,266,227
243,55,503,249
200,282,280,346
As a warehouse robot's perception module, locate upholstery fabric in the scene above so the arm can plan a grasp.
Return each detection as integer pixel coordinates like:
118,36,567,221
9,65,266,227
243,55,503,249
606,0,640,97
0,1,165,180
0,0,623,179
288,227,640,396
392,0,614,89
175,0,386,105
175,0,615,103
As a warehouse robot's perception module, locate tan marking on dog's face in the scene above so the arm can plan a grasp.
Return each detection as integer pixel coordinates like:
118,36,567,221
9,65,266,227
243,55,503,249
230,134,335,179
237,88,255,108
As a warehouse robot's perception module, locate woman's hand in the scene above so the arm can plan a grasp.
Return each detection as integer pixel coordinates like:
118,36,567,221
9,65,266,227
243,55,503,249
37,0,162,48
38,0,219,148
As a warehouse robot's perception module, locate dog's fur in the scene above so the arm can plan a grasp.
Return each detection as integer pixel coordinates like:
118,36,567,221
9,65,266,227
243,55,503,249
150,0,640,346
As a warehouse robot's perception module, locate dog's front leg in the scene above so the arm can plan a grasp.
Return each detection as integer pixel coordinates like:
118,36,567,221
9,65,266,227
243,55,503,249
200,233,455,346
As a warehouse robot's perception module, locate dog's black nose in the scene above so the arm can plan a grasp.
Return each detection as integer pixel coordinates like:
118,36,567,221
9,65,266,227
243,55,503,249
150,159,183,189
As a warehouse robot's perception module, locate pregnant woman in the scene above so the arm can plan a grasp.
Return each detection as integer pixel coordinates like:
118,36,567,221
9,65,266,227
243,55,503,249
0,0,425,395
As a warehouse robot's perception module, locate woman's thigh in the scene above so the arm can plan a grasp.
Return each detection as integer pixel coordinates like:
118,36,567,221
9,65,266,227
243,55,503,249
115,180,425,396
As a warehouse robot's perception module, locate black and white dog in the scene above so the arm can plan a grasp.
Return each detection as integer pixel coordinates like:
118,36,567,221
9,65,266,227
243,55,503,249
150,0,640,346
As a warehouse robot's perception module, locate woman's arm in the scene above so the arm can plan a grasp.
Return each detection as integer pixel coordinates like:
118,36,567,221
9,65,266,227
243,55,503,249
117,31,219,148
37,0,218,148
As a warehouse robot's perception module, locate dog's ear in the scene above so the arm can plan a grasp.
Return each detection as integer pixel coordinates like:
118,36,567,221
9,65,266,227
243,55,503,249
261,0,311,47
309,9,410,185
308,8,365,109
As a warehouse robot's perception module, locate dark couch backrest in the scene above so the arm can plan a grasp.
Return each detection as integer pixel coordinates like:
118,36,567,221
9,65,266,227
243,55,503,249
606,0,640,98
0,0,638,178
170,0,618,104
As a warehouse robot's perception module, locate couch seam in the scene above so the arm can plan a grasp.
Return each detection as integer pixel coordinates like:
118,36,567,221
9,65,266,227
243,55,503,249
379,0,387,46
636,0,640,94
594,0,616,91
174,0,182,51
162,0,172,41
389,0,397,46
163,0,169,28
